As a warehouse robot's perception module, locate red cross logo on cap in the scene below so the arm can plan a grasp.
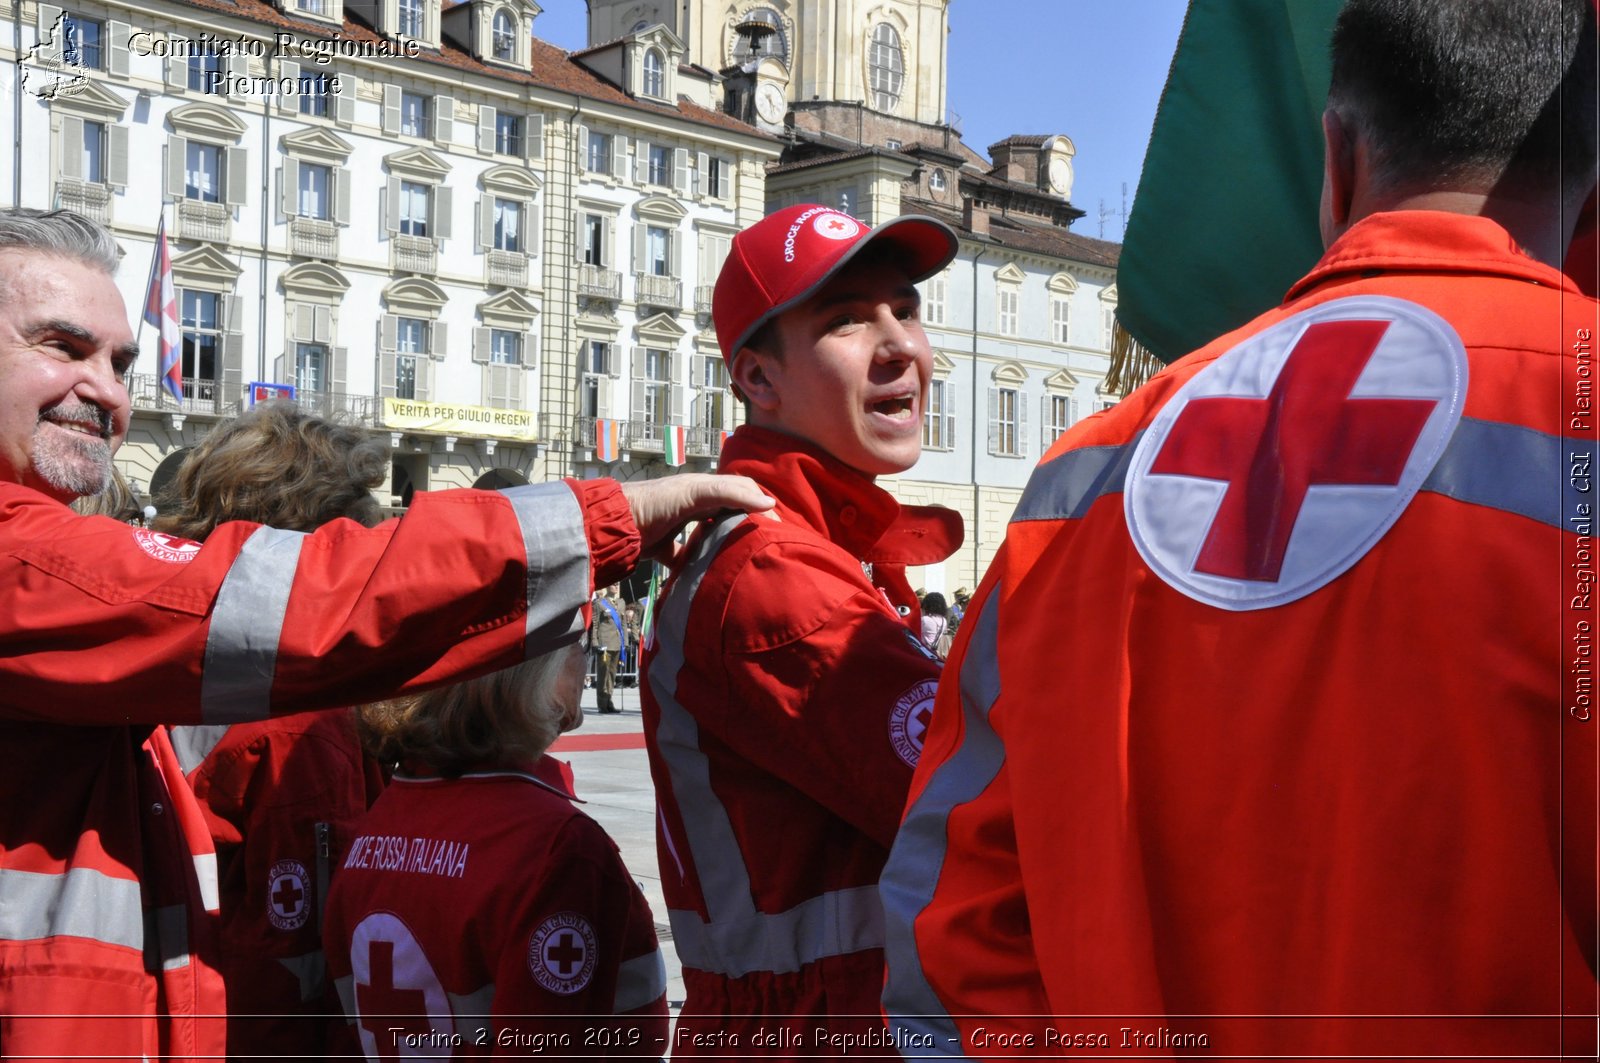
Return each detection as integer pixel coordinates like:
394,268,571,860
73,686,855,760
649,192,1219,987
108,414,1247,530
1125,296,1467,610
812,212,861,241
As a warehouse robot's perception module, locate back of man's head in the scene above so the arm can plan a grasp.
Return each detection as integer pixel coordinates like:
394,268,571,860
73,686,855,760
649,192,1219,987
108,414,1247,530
0,207,120,283
1328,0,1597,202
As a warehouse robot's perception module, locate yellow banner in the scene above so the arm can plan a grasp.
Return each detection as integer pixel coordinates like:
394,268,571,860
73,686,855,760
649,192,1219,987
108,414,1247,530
382,398,538,442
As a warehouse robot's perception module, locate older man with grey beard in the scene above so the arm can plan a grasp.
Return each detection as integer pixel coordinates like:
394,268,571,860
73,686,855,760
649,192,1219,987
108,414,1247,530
0,206,770,1059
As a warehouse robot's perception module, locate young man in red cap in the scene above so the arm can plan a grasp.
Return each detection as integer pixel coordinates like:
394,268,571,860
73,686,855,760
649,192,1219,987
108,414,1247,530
641,204,962,1053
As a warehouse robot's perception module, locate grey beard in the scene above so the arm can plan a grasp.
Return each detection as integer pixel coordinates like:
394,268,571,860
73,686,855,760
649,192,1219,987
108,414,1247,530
33,423,112,499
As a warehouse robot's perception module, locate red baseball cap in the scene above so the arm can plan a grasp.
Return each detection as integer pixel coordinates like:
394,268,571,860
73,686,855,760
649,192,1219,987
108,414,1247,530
713,204,959,364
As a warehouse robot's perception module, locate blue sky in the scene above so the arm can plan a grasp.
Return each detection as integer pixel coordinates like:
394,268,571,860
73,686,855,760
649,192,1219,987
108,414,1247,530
530,2,1189,244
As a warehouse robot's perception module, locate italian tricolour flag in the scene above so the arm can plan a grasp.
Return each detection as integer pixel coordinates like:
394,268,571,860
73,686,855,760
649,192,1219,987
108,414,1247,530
663,424,687,467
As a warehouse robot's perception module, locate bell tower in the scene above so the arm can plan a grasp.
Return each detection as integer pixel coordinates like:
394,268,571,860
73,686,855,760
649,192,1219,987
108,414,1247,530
587,0,949,128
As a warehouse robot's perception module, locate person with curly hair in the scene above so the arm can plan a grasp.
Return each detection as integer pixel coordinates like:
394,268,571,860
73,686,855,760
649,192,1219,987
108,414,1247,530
154,402,391,1059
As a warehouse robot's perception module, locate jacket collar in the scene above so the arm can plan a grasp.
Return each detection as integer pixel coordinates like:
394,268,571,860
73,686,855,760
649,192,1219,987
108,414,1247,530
718,426,962,565
1288,211,1579,301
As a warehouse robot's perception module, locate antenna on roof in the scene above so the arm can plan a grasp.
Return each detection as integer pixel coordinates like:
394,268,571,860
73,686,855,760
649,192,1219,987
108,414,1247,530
1098,182,1130,240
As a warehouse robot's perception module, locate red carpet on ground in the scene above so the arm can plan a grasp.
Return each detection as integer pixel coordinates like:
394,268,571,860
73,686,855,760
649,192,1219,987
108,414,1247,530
551,732,647,752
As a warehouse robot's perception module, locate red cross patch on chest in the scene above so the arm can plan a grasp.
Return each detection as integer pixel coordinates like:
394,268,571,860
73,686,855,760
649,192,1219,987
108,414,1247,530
1125,295,1467,610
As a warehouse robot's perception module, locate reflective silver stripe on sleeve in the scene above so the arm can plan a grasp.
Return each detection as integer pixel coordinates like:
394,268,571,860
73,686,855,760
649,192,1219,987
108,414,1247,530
276,950,328,1003
1013,417,1578,532
1010,435,1142,524
201,526,306,724
334,974,356,1024
0,867,144,952
1421,416,1578,530
501,483,591,656
648,515,887,979
880,597,1002,1058
613,949,667,1013
167,724,232,776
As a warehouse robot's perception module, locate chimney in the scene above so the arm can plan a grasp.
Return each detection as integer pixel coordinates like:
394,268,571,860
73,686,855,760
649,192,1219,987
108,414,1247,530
964,199,990,236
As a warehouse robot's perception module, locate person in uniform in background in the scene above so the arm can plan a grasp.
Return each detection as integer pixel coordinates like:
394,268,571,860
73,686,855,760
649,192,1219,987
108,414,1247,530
590,584,625,713
325,644,669,1058
883,0,1600,1056
641,204,963,1053
151,403,390,1058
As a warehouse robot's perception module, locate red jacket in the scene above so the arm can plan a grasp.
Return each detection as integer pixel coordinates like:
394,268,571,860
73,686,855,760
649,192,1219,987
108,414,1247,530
323,756,669,1058
884,212,1600,1058
170,711,387,1058
642,427,961,1053
0,479,637,1061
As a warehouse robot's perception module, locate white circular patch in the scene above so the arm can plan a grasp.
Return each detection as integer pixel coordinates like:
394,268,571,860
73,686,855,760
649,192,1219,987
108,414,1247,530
349,912,453,1056
527,912,598,995
132,528,200,565
812,213,861,241
1125,295,1467,611
266,859,311,931
889,678,938,767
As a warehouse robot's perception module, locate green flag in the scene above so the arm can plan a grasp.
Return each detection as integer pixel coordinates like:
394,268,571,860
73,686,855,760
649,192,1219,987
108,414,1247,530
638,560,661,661
1111,0,1344,387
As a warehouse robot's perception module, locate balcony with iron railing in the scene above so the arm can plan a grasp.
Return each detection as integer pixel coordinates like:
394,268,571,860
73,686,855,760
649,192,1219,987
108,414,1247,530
694,285,715,315
128,372,242,419
56,179,112,225
487,249,529,289
176,199,230,243
634,273,681,313
391,233,437,274
687,424,727,458
289,217,338,260
568,415,725,463
297,388,377,423
577,263,622,302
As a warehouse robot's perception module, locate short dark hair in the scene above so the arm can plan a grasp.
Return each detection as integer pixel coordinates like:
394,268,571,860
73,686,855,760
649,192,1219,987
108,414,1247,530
742,317,783,362
1328,0,1597,199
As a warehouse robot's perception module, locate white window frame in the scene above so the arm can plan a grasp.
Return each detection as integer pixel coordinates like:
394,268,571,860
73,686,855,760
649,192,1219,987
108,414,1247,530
491,9,516,61
1044,392,1076,448
1052,295,1071,344
997,283,1019,336
398,0,424,38
642,47,665,98
398,180,431,237
647,143,671,187
868,22,903,112
923,376,955,451
399,91,429,137
921,272,947,328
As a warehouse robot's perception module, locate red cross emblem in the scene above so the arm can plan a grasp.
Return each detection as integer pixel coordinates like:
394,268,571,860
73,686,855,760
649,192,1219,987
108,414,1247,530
266,860,310,931
812,212,862,241
528,912,598,994
1126,296,1466,610
545,932,586,975
349,913,452,1060
272,877,302,914
356,940,433,1063
890,678,939,766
